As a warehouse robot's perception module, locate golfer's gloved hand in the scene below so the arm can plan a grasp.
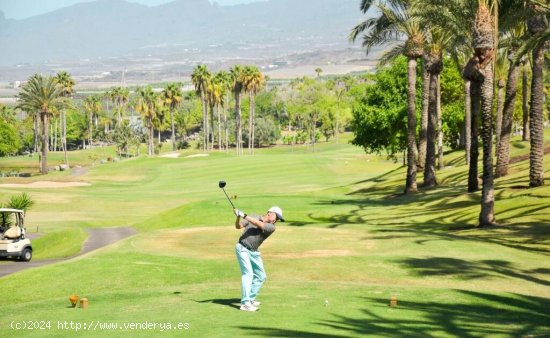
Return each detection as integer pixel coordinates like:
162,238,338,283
234,209,246,218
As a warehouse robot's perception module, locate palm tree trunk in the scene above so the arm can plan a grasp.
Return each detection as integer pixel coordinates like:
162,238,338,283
522,62,530,141
335,100,340,145
248,92,253,154
251,94,256,155
529,40,546,187
217,105,222,151
423,71,438,188
235,91,242,155
117,103,122,127
170,107,176,151
148,120,154,156
418,56,430,169
495,79,505,156
62,110,68,165
479,61,496,226
479,60,496,226
495,59,520,178
437,74,444,170
210,104,215,151
405,56,418,194
224,104,229,152
201,92,208,152
33,114,39,154
40,112,49,174
468,80,481,192
53,117,58,152
89,112,93,149
464,80,471,165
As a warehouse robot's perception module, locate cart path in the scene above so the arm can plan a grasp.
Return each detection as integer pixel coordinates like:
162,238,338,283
0,227,137,278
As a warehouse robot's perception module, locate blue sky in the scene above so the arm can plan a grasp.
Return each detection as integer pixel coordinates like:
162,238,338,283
0,0,264,20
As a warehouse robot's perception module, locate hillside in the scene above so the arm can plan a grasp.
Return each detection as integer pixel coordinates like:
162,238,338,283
0,0,366,66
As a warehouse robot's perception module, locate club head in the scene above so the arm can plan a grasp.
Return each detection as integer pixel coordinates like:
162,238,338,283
218,180,226,189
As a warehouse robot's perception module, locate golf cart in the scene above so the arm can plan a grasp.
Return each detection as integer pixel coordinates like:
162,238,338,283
0,208,32,261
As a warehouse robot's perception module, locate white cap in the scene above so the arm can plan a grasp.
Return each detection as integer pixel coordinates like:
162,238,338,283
268,206,284,222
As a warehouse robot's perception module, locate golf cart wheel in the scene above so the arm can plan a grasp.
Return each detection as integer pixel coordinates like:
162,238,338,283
20,248,32,262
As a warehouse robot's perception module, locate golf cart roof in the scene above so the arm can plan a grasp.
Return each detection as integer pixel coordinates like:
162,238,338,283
0,208,24,213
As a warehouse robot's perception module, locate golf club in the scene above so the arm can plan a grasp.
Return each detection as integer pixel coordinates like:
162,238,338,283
218,180,236,209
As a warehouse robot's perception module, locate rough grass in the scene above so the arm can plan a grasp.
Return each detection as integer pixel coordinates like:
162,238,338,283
0,131,549,337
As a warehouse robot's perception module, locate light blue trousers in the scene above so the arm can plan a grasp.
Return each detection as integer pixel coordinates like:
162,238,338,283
235,243,266,304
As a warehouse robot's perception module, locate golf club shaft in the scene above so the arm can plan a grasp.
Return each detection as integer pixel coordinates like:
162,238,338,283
222,188,236,209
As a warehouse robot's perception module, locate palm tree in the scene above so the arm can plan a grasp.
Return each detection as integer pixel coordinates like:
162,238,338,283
135,86,157,156
109,86,130,127
423,47,442,188
230,65,246,155
214,71,232,152
191,65,211,152
315,67,323,78
522,59,530,141
494,51,507,156
425,29,451,177
16,74,65,174
525,1,548,187
495,27,524,178
53,71,74,166
418,54,430,168
412,0,476,169
471,1,497,226
243,66,265,155
162,83,183,151
350,0,424,194
83,95,102,149
206,77,223,150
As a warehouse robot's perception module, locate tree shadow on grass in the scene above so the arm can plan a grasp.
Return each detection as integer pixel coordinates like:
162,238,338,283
195,298,241,310
237,292,550,337
397,257,550,286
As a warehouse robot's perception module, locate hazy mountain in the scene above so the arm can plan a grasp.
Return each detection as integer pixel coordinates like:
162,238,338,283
0,0,366,66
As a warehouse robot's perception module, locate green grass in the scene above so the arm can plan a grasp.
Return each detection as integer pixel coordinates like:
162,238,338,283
0,132,549,337
31,228,88,259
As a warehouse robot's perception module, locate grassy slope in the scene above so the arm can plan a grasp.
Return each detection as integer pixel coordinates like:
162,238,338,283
0,132,549,337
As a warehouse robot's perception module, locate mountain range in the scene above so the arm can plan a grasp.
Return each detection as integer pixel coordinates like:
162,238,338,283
0,0,368,66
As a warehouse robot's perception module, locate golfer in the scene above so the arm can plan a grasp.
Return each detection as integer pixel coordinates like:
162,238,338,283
234,206,284,311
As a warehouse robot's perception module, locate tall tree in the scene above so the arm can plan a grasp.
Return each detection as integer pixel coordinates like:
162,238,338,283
16,74,66,174
243,66,266,155
53,71,75,166
109,86,130,127
350,0,424,194
522,59,530,141
83,95,102,150
230,65,246,155
470,1,497,226
525,1,548,187
135,86,157,156
495,27,524,178
214,71,233,152
162,83,183,151
315,68,323,78
494,51,507,156
206,77,223,150
191,65,211,152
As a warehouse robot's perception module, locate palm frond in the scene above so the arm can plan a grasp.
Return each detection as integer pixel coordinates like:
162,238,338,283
379,43,407,66
513,26,550,63
7,193,34,212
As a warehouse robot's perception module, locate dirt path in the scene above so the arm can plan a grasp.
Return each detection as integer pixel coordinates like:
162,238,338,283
0,227,137,278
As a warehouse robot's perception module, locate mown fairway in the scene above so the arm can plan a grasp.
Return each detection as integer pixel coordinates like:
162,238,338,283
0,134,549,337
